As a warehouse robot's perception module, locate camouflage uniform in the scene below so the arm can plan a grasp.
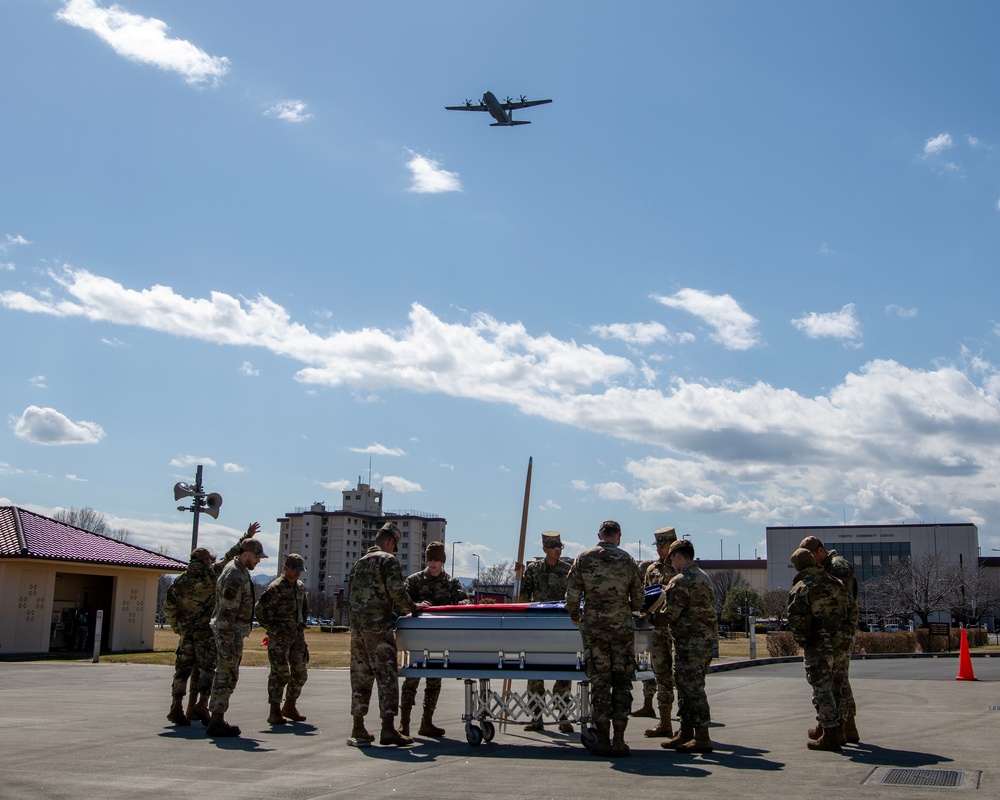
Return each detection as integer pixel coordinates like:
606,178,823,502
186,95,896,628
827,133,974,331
821,549,859,721
255,573,310,706
658,563,717,729
787,563,849,730
400,568,469,716
348,545,416,719
519,556,574,717
209,556,257,715
565,542,644,725
635,559,658,708
164,541,242,699
644,558,678,709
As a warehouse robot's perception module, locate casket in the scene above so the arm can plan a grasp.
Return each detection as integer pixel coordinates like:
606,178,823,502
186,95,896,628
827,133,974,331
396,602,653,673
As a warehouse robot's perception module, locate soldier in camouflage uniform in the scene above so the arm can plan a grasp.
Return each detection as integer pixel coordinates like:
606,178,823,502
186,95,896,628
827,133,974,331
631,557,658,719
162,523,256,727
639,526,679,738
800,535,860,743
517,531,574,733
399,541,470,738
347,522,430,747
206,534,267,737
566,520,644,757
787,546,850,752
657,538,718,754
255,552,310,726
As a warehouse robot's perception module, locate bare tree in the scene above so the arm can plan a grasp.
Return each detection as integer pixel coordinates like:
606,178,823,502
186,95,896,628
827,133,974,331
709,569,749,615
54,506,135,543
478,560,517,589
761,588,790,624
865,553,963,628
953,562,1000,627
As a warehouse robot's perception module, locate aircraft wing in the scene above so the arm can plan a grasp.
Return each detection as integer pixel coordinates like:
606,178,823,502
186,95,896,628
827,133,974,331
445,103,487,111
501,98,553,111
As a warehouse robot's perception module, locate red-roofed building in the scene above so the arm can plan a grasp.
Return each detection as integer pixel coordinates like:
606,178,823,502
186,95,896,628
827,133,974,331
1,506,186,655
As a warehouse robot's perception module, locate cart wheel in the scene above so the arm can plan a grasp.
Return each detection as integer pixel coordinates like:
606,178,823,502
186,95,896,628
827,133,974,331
465,722,483,747
482,720,496,742
580,727,598,751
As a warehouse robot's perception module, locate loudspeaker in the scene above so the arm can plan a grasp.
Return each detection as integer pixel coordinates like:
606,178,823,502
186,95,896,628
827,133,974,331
173,482,198,501
203,493,223,520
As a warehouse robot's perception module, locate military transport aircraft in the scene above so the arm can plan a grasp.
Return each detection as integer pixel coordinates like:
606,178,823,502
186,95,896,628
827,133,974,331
445,91,552,127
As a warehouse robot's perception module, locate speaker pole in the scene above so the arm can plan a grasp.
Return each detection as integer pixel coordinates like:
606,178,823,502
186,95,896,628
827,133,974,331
191,464,204,552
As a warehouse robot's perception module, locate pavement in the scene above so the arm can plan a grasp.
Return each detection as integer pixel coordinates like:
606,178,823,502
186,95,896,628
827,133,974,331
1,655,997,800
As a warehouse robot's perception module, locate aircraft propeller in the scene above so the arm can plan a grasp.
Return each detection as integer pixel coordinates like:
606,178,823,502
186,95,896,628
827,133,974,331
505,96,515,105
519,95,527,103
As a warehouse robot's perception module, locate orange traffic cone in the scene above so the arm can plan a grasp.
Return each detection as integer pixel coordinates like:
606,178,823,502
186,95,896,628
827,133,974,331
955,628,977,681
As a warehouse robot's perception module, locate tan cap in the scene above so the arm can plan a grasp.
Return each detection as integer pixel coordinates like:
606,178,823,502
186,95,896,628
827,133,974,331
541,531,563,548
241,539,268,558
653,527,677,546
791,547,816,571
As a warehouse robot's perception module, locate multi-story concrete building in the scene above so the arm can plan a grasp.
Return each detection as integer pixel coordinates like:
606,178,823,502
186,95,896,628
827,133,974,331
276,482,446,611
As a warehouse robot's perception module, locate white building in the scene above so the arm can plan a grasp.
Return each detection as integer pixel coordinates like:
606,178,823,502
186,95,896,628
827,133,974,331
765,523,979,591
276,482,447,605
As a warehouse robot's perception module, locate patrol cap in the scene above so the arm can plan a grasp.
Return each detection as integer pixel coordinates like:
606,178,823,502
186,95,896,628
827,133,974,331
599,520,621,535
653,527,677,546
790,547,815,571
241,538,268,558
799,535,824,553
190,547,211,563
668,539,694,559
284,553,305,570
378,521,402,544
426,541,446,562
541,531,563,548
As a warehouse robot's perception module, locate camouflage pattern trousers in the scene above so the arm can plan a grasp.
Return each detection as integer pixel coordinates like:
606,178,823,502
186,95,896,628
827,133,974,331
209,630,245,715
401,677,442,714
581,626,635,725
832,638,855,718
673,640,713,728
649,627,675,706
525,679,572,721
267,631,309,704
350,627,400,719
171,626,217,697
803,647,839,727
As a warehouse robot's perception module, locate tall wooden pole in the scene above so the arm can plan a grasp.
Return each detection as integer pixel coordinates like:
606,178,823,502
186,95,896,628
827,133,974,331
513,456,532,598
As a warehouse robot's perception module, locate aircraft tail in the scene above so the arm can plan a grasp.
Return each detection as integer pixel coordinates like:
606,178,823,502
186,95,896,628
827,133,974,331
490,120,532,127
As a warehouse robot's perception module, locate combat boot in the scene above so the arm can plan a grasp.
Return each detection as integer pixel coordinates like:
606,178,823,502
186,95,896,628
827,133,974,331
807,722,822,741
842,715,860,744
662,721,694,749
631,696,656,718
610,719,631,756
589,722,612,756
806,725,842,752
558,719,574,734
398,702,412,736
185,690,199,721
167,695,190,726
418,711,445,737
190,693,210,725
348,715,374,747
674,725,714,753
644,704,674,737
205,711,240,737
380,716,414,746
268,702,287,725
523,718,544,732
281,699,306,722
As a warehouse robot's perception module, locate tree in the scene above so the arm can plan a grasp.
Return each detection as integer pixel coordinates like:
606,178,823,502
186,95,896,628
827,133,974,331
720,587,764,631
952,562,1000,627
477,560,516,589
709,569,749,616
865,553,962,628
761,588,790,625
54,506,134,544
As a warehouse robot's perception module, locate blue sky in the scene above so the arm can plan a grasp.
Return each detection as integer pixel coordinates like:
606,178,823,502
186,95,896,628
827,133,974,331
3,1,1000,575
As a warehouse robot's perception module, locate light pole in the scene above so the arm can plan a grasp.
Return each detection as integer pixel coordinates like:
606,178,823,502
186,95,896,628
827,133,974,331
451,540,463,573
472,553,481,594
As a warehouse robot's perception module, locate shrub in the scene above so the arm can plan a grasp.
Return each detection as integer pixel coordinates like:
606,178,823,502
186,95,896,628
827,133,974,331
911,627,986,652
765,631,799,657
853,631,916,654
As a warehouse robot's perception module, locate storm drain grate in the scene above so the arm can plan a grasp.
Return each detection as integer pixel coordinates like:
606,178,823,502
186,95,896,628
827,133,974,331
864,768,982,790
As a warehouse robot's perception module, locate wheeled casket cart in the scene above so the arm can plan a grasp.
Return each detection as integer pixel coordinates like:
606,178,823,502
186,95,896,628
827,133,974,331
397,602,653,747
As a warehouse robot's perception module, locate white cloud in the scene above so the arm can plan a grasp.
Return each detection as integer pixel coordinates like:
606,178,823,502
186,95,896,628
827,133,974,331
349,443,406,457
56,0,230,87
66,474,88,482
170,455,217,468
28,375,47,389
590,321,676,346
264,100,313,123
239,361,259,377
0,234,30,254
539,499,562,511
11,405,105,445
382,475,422,492
652,288,761,350
885,304,918,319
1,262,13,272
405,150,462,194
317,479,352,491
923,132,954,156
791,303,862,343
223,463,248,473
